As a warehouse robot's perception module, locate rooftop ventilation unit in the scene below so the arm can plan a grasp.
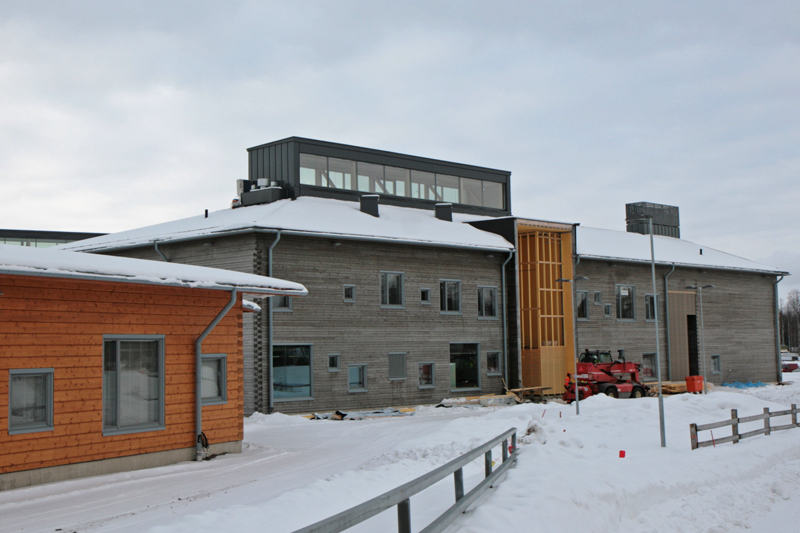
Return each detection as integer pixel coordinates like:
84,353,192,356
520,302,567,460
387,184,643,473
625,202,680,238
360,195,379,217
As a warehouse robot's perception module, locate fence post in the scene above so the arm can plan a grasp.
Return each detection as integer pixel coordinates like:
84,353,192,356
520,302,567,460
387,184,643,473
690,424,698,450
764,407,771,436
397,498,411,533
793,404,798,427
485,450,493,478
502,438,509,462
731,409,739,444
511,433,517,453
454,468,464,501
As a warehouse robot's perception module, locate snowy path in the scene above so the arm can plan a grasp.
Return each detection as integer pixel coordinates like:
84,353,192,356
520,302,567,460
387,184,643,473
2,380,800,532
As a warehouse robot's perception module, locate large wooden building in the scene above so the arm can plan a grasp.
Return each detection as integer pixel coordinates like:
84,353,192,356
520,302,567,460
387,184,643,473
0,244,305,489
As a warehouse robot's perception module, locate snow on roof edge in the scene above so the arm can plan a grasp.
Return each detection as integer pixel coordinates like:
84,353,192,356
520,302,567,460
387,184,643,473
578,254,789,276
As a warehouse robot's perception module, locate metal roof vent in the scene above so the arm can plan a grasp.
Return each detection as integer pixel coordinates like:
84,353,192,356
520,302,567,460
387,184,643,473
360,195,380,217
434,203,453,222
625,202,680,238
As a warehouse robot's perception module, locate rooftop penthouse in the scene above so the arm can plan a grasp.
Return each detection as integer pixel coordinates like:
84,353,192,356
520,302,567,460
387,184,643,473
240,137,512,216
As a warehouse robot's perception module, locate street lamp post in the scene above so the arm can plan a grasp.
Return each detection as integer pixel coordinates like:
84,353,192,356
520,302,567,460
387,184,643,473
557,275,588,415
686,284,714,394
627,214,666,448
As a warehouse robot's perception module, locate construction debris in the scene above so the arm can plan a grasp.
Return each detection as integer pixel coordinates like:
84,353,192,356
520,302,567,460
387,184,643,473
309,407,413,420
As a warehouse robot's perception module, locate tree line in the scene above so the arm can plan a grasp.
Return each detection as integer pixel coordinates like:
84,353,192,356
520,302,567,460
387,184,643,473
780,289,800,352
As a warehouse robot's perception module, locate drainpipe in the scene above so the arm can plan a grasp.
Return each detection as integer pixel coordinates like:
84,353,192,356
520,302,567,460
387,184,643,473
774,275,784,383
154,241,169,262
663,263,676,381
501,250,515,387
267,231,281,414
195,288,239,461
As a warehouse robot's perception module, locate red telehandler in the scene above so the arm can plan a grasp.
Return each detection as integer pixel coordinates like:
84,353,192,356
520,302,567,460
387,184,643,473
563,349,650,402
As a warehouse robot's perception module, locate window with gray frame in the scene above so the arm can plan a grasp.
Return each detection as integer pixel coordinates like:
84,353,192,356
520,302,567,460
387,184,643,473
440,280,461,314
616,285,635,320
576,290,589,320
388,353,407,380
103,336,165,435
380,272,404,307
273,295,292,312
486,352,501,376
273,344,313,400
604,303,612,317
201,354,227,405
348,364,367,392
420,288,431,304
343,285,356,302
328,354,340,372
645,294,657,321
712,354,721,374
9,368,54,435
477,286,498,318
450,343,480,390
594,291,602,305
418,363,435,388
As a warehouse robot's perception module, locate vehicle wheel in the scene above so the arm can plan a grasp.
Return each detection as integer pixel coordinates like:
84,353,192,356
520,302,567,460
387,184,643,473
630,386,645,399
604,386,619,398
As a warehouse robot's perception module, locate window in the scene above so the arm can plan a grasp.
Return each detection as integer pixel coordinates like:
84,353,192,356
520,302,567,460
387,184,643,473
343,285,356,303
576,290,588,320
478,286,498,318
645,294,657,321
357,162,384,193
440,280,461,314
436,174,460,203
388,353,407,380
642,353,656,380
201,354,227,405
273,344,312,400
712,355,721,374
380,272,404,307
450,343,480,390
486,352,501,376
594,291,602,305
9,369,53,434
482,181,504,209
328,158,356,190
460,177,483,207
410,170,437,200
299,154,328,187
419,363,435,388
616,285,635,320
273,295,292,312
103,336,165,435
328,354,340,372
604,303,612,317
348,364,367,392
420,288,431,305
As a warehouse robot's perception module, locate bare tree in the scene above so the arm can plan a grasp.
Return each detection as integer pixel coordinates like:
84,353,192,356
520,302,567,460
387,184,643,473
781,289,800,352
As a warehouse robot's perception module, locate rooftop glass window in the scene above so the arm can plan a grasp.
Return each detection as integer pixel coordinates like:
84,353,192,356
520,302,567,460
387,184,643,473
460,177,483,207
328,158,356,190
410,170,437,201
436,174,460,203
299,154,328,187
384,166,409,197
357,162,384,194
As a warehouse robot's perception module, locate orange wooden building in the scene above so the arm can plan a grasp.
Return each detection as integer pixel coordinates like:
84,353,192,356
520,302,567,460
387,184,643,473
0,244,305,490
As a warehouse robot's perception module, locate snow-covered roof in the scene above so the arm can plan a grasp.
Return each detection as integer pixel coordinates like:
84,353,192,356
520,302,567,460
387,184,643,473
577,226,788,275
0,244,308,295
57,197,514,253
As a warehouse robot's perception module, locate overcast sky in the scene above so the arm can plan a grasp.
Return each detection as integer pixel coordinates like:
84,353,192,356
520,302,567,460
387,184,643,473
1,1,799,293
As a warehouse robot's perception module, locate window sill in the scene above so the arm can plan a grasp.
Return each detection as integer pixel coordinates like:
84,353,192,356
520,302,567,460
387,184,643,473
273,309,293,313
202,398,228,406
380,305,405,310
616,319,636,322
9,425,54,436
348,389,368,393
577,318,589,322
478,316,499,320
440,311,462,316
418,385,436,389
389,377,407,381
103,424,166,437
486,372,502,377
328,368,340,373
450,387,481,393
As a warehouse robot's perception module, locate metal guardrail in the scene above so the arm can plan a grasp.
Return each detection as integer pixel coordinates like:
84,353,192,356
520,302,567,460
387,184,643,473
292,427,519,533
690,404,798,449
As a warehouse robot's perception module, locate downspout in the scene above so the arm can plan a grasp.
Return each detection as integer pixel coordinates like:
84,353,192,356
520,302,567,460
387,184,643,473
501,250,515,387
267,231,281,414
663,263,676,381
774,275,784,383
195,288,239,461
154,241,169,262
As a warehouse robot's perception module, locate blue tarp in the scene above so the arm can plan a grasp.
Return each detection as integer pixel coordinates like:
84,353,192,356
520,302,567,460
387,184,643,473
722,381,766,389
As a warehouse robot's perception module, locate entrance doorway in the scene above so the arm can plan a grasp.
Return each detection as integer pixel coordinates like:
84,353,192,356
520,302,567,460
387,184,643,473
687,315,699,376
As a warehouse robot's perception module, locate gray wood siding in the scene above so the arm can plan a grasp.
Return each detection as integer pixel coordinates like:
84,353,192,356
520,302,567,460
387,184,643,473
576,259,780,385
266,235,507,413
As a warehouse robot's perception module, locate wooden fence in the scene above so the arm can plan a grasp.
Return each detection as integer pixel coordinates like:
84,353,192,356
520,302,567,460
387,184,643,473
690,404,799,450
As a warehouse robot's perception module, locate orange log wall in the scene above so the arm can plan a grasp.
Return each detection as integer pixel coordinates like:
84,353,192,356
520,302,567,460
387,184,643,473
0,274,243,475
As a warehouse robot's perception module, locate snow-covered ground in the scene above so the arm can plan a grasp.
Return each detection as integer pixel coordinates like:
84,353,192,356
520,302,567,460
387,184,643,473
2,377,800,533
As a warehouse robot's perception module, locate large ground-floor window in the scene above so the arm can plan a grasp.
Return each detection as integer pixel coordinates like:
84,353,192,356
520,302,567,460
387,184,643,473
450,343,480,390
273,344,313,400
103,336,165,435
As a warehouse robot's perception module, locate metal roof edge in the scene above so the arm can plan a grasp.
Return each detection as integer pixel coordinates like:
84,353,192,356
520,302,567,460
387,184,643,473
577,254,789,276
